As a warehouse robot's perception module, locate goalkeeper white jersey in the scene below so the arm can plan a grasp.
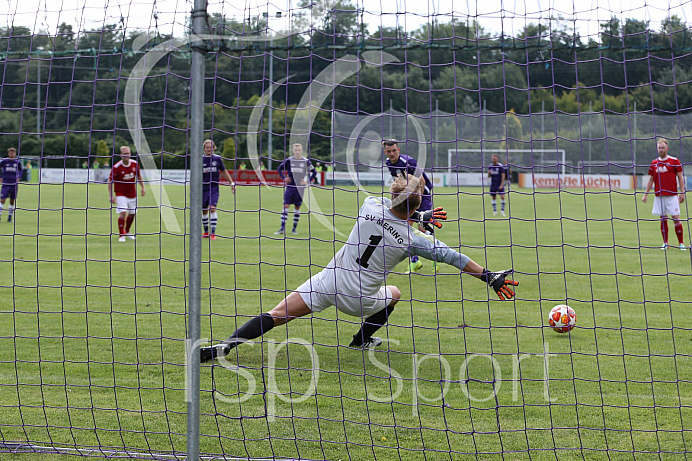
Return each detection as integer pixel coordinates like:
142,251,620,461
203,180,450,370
329,196,413,294
325,196,471,297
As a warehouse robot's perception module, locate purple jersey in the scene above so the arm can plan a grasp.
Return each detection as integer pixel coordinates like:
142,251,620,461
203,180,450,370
488,163,507,190
386,154,433,196
277,157,316,187
202,154,226,189
0,158,22,185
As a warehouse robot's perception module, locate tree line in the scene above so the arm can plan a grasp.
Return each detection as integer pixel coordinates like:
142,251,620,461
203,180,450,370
0,0,690,168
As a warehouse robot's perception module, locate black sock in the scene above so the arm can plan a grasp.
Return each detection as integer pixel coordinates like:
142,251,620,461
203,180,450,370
352,305,394,346
224,313,275,349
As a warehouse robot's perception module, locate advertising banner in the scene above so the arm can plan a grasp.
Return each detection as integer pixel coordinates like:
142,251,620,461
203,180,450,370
39,169,325,187
518,173,635,190
446,173,487,187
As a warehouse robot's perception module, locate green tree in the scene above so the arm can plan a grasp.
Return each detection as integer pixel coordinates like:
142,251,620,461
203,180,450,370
432,66,480,114
505,110,523,150
222,137,236,169
656,15,688,51
96,139,110,158
54,22,76,52
514,17,583,93
453,61,528,113
410,19,486,80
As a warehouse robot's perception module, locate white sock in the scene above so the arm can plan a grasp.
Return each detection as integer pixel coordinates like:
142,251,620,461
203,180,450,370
280,209,288,230
210,212,218,234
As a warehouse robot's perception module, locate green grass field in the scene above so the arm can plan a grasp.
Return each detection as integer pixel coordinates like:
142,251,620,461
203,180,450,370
1,182,691,460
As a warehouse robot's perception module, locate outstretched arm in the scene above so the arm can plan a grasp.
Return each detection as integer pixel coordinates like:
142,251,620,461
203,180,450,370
408,234,518,299
406,233,471,269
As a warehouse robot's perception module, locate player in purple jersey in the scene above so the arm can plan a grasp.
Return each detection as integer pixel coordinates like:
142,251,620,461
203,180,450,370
275,143,317,235
383,140,434,273
487,154,508,216
202,140,235,240
0,147,23,222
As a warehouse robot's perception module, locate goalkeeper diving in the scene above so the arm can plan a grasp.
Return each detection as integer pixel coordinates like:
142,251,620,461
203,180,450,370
201,174,518,361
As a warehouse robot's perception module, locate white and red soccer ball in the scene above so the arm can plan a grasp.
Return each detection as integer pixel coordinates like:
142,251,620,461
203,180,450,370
548,304,576,333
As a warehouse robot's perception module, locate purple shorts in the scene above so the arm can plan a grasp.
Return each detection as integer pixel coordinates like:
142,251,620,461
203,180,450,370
419,195,433,212
490,186,505,197
1,184,17,200
203,188,219,209
283,187,304,207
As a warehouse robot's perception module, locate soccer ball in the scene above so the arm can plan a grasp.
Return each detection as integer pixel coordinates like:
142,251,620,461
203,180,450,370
548,304,576,333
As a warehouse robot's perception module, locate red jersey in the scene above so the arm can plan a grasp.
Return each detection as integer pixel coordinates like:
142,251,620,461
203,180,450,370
109,160,140,198
647,155,682,196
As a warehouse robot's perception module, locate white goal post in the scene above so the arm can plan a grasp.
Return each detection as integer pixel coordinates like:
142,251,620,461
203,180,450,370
448,148,567,176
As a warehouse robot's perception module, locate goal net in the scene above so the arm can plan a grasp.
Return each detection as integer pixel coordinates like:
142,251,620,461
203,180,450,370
448,148,567,175
1,0,691,459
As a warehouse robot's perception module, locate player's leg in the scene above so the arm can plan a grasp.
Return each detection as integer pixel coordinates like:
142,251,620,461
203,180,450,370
291,188,307,234
209,206,218,239
405,198,433,274
291,205,301,234
267,291,313,325
125,212,136,238
117,211,128,241
7,193,16,222
202,209,210,237
115,196,129,241
124,198,136,238
202,189,211,237
499,191,506,216
209,209,218,237
490,192,498,215
660,215,669,249
652,197,667,249
664,196,686,249
209,189,219,238
672,214,685,249
200,291,311,362
0,189,7,219
349,285,401,349
275,192,291,234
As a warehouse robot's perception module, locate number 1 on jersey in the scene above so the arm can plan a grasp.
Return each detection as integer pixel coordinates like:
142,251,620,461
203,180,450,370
356,234,383,268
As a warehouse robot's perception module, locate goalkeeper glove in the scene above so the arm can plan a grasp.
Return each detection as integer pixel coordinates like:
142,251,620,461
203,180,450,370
481,268,519,300
412,207,447,233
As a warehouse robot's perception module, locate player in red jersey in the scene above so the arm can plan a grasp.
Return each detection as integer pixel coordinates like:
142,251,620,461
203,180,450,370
108,146,146,242
642,138,686,250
